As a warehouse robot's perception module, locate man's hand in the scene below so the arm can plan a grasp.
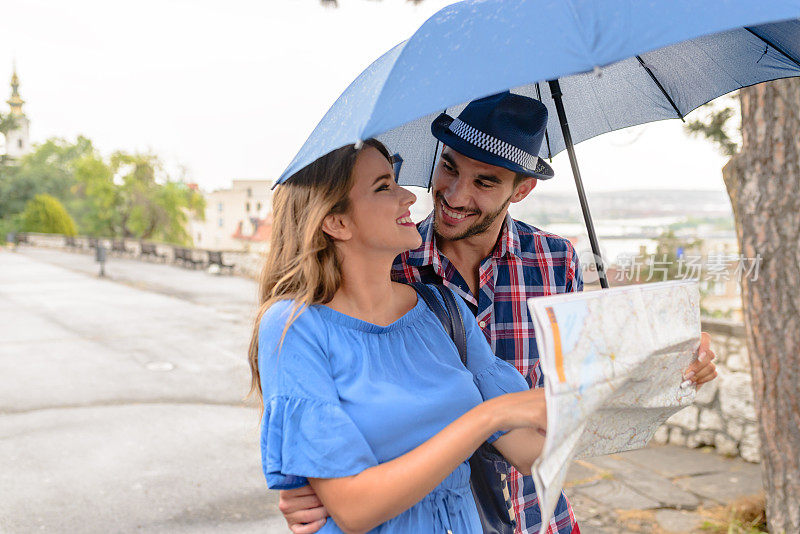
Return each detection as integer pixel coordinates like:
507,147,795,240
278,485,328,534
684,332,717,389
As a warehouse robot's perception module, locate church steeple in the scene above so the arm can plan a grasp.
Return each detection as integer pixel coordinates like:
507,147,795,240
7,64,25,117
3,62,31,160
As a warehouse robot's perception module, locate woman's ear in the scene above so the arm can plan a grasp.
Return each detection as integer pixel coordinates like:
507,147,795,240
321,213,352,241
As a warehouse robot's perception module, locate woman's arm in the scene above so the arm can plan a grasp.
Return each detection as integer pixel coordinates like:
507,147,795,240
308,389,547,534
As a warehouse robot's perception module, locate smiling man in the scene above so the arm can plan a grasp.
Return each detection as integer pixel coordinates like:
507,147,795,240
276,92,718,534
393,92,584,534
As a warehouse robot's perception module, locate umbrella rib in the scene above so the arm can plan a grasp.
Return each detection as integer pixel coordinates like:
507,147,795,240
744,27,800,70
428,138,441,191
535,82,554,161
635,56,685,122
426,108,448,190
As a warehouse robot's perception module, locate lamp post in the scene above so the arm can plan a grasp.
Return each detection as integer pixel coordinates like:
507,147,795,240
95,241,106,277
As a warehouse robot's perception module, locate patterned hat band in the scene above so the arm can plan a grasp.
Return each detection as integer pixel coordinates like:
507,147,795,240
448,118,540,170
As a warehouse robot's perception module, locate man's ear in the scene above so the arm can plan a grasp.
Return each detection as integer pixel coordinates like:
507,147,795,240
321,213,352,241
510,177,537,203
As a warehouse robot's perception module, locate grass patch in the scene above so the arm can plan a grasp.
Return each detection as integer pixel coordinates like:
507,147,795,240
699,494,767,533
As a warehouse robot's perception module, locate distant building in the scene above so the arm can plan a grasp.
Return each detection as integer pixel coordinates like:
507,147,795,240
187,179,273,251
2,65,31,160
231,214,273,253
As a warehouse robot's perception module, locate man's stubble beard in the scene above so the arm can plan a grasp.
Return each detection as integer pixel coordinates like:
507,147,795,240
433,193,513,242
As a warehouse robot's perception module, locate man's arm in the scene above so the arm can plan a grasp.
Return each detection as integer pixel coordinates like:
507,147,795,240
278,486,328,534
685,332,718,388
490,426,546,475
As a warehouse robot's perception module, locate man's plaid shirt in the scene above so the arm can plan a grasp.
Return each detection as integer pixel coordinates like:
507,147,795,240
392,212,582,534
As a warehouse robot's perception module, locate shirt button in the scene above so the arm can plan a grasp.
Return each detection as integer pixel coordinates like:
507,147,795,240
479,320,487,328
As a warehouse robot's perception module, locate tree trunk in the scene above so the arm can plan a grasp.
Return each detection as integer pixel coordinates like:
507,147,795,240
722,78,800,533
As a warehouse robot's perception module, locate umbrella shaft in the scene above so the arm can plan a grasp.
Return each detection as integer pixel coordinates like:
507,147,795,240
548,80,609,289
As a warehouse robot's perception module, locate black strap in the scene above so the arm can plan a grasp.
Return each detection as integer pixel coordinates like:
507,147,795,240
412,282,515,533
411,283,467,366
434,285,468,366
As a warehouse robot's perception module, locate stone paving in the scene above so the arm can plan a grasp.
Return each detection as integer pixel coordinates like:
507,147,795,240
568,445,763,533
1,247,764,533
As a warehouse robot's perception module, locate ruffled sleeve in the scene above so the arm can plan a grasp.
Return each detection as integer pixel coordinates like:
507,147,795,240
258,301,378,489
473,359,530,444
447,290,530,443
472,356,530,399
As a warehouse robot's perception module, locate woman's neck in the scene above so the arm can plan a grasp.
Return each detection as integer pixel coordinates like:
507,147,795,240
326,248,412,326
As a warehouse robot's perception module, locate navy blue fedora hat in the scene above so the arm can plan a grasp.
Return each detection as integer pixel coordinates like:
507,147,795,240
431,91,554,180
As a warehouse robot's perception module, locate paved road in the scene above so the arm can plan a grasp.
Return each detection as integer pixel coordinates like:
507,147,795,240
1,248,287,533
1,247,763,533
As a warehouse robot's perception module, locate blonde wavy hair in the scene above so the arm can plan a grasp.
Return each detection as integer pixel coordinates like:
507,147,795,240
247,139,392,406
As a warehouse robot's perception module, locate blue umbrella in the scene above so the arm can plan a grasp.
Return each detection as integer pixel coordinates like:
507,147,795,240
277,0,800,287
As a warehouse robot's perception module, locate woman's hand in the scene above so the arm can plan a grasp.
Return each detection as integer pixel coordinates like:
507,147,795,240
481,388,548,475
482,388,548,436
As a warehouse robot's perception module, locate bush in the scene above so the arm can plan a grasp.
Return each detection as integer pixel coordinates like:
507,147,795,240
0,215,22,242
20,194,77,236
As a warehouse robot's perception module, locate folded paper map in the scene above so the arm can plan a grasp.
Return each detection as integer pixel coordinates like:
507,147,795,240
528,280,700,534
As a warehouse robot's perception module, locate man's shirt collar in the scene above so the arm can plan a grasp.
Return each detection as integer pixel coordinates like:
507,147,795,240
406,211,521,268
497,212,522,259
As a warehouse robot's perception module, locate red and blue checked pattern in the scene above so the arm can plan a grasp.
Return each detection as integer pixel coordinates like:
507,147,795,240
392,213,582,534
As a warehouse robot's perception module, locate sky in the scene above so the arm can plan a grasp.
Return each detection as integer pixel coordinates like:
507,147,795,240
1,0,733,195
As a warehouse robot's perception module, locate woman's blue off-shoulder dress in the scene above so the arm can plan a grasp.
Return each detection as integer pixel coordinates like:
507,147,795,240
258,288,529,533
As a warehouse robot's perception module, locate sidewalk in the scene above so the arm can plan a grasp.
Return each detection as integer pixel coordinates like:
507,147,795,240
1,248,763,533
568,445,762,533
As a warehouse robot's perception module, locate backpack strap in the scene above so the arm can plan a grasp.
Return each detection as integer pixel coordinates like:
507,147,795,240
433,285,468,366
410,282,468,366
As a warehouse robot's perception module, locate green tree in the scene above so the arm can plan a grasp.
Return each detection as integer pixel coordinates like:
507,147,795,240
109,151,205,243
685,103,740,157
0,110,18,166
0,136,94,219
20,194,77,236
1,137,204,244
70,154,120,236
0,111,20,194
0,111,17,137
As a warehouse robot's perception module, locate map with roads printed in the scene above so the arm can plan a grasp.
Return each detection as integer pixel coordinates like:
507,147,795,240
528,281,701,533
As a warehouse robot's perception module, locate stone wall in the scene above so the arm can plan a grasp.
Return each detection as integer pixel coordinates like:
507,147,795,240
14,232,265,279
651,319,760,462
223,250,264,279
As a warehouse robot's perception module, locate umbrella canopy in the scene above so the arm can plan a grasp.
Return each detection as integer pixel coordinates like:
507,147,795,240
277,0,800,187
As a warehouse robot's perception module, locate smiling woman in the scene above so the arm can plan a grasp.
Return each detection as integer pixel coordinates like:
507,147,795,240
247,140,550,534
319,143,421,265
